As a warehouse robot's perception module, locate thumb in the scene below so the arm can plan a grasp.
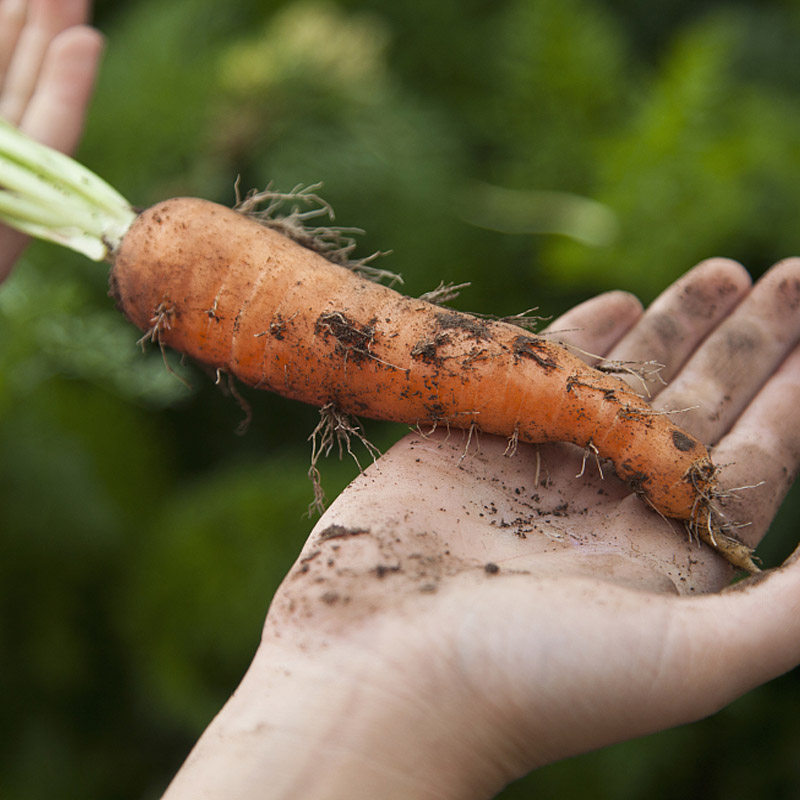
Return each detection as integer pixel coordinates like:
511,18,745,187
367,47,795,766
673,559,800,717
19,25,104,153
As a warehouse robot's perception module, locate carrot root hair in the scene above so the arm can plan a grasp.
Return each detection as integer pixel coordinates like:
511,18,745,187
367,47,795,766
233,182,401,285
684,460,760,573
307,403,381,514
214,369,253,435
136,302,192,390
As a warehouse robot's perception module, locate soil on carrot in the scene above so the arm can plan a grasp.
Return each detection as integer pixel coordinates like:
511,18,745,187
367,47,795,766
267,312,291,340
512,335,560,370
671,430,697,453
314,311,377,363
410,333,450,365
433,311,491,341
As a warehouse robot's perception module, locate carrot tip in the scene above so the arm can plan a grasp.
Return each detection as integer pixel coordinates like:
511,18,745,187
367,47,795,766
687,475,761,574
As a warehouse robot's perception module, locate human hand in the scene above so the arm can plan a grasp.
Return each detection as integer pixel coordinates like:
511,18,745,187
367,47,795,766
163,257,800,800
0,0,103,282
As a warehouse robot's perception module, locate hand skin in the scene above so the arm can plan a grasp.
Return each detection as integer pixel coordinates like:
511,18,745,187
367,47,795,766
160,257,800,799
0,0,103,283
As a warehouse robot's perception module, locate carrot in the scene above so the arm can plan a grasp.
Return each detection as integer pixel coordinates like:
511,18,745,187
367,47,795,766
0,120,758,572
108,197,755,572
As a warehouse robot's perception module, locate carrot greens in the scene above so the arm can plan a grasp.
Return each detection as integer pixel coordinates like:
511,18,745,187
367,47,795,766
0,118,135,261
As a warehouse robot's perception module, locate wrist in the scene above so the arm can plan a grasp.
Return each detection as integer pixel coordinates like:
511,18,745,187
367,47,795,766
162,634,505,800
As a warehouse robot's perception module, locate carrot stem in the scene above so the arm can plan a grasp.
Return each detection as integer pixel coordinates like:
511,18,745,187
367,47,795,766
0,119,136,261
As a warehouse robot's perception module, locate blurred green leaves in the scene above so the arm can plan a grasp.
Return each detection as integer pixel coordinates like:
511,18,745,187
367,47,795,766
535,7,800,295
219,0,390,102
494,0,634,191
3,0,800,798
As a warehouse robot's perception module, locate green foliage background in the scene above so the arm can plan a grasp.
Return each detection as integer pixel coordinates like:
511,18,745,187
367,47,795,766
2,0,800,797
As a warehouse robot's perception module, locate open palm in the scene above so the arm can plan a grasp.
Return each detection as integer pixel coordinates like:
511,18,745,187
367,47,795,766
164,256,800,800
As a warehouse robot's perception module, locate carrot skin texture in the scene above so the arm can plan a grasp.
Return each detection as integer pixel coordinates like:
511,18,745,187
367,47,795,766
110,198,712,526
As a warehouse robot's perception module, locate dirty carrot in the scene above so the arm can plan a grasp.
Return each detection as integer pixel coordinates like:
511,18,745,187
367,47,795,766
0,119,758,572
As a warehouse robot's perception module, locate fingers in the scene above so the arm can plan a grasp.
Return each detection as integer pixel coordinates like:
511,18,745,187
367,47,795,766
654,258,800,446
0,0,27,85
664,561,800,722
543,290,643,361
18,24,103,150
605,258,752,392
702,341,800,550
0,0,92,123
0,0,100,284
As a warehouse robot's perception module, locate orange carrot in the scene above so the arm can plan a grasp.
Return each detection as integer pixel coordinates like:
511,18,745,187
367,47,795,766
108,197,758,573
0,118,755,571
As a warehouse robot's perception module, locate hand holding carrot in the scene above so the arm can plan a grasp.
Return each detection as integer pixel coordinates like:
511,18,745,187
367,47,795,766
162,257,800,800
0,0,102,282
